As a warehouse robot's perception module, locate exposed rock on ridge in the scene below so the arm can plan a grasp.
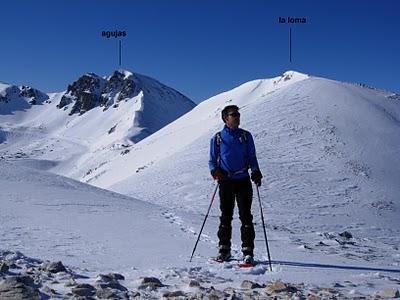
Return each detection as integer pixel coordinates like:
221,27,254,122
0,84,49,105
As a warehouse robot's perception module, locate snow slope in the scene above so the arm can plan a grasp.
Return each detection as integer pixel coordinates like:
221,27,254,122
0,160,200,274
105,71,400,290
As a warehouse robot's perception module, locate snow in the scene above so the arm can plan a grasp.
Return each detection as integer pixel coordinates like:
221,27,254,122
1,70,400,296
0,82,11,95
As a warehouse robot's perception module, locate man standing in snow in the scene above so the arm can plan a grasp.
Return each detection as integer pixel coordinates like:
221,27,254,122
209,105,263,265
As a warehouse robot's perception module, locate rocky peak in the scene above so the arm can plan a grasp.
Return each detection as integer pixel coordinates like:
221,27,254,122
69,73,105,95
19,86,49,105
57,71,138,115
105,70,136,101
0,84,48,105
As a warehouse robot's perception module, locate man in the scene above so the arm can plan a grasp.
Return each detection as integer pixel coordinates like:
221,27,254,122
209,105,263,264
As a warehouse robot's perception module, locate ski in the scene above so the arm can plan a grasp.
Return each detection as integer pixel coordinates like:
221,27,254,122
211,257,256,268
238,262,256,268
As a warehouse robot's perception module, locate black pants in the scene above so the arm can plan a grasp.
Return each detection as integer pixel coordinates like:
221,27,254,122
218,177,255,255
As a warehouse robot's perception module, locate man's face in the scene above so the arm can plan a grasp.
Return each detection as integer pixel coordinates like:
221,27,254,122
225,109,240,128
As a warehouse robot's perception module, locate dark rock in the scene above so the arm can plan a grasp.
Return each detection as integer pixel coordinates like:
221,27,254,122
18,85,49,105
319,287,340,296
307,294,321,300
96,288,115,299
6,263,19,269
206,287,228,299
339,231,353,239
57,94,73,109
162,290,187,297
333,282,345,288
138,277,163,289
71,283,96,297
241,280,262,289
129,291,141,298
96,288,129,299
41,261,67,273
117,79,136,101
0,276,40,300
97,273,125,283
13,276,34,286
108,125,117,134
121,149,130,155
188,280,201,288
57,73,107,114
96,282,128,292
57,70,139,115
0,262,9,273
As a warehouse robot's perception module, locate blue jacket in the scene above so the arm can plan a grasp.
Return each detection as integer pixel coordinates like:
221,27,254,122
209,126,260,180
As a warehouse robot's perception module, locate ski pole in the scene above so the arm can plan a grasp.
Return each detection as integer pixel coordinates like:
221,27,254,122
189,183,219,262
256,184,273,271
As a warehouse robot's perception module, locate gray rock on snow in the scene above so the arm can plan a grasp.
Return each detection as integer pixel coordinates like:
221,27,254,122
96,281,128,292
96,273,125,282
265,280,298,294
40,261,67,273
241,280,263,289
205,286,229,299
138,277,163,290
188,280,201,288
339,231,353,239
0,262,9,273
162,290,187,298
95,272,128,297
0,276,40,300
96,287,129,299
306,294,321,300
71,283,96,297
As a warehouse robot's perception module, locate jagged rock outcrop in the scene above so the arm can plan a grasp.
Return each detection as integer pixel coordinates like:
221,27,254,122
0,84,48,106
18,86,49,105
57,70,139,115
57,73,108,114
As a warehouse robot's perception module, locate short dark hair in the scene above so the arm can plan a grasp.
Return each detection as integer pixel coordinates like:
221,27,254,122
221,105,239,122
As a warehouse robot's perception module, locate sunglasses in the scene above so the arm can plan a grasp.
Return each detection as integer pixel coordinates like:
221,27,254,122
227,112,240,117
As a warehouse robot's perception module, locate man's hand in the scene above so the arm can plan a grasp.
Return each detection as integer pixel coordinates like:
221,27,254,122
211,168,226,181
251,170,263,186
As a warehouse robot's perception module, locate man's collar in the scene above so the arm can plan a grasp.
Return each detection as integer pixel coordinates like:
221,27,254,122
224,125,240,133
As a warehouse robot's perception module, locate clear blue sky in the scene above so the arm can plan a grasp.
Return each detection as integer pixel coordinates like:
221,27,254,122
1,0,399,103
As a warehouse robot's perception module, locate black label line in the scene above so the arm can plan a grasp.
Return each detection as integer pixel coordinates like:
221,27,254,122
119,40,122,67
289,28,292,63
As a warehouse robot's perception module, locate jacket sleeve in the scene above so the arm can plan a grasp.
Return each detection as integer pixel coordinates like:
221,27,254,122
247,132,260,172
208,135,218,171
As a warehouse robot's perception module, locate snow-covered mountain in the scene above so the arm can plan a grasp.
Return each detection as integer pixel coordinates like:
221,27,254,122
0,69,195,176
55,70,195,142
0,82,49,114
1,70,400,297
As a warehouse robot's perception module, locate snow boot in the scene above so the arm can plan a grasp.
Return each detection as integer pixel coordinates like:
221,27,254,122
215,250,231,262
242,255,254,265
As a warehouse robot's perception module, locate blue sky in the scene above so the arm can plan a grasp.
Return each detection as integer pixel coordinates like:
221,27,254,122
1,0,399,102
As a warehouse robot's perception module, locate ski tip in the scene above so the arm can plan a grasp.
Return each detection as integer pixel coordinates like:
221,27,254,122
238,263,256,268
